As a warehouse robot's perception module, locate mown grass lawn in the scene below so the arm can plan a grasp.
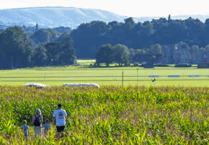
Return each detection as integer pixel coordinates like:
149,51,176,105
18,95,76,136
0,61,209,86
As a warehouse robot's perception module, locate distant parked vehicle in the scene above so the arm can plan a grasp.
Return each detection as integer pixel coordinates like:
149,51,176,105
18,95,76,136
25,83,49,88
175,63,191,67
63,83,100,88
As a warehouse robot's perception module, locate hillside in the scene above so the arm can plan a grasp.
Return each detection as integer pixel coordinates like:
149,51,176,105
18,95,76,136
0,7,208,29
0,7,133,28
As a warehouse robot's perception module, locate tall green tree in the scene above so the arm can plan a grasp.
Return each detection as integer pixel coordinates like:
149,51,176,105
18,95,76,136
147,44,162,55
0,26,33,69
96,44,114,66
33,45,47,66
30,28,57,45
44,42,60,65
113,44,130,66
176,41,190,49
56,35,77,65
44,34,76,66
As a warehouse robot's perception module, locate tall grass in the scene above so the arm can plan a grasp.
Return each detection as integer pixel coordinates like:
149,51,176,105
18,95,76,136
0,86,208,144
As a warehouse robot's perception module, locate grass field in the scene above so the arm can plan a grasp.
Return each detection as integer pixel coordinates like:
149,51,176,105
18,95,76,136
0,60,208,144
0,60,209,87
0,67,209,87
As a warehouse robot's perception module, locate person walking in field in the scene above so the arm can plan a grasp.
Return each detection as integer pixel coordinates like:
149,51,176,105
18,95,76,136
42,119,51,136
32,109,43,138
22,120,29,141
52,104,67,138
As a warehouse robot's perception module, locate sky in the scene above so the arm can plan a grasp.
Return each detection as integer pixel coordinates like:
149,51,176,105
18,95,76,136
0,0,209,17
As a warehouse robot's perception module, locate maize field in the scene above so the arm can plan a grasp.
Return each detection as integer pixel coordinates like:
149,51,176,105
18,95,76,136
0,86,208,144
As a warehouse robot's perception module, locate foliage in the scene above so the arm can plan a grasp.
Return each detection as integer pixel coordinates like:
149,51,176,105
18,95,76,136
71,21,107,58
70,17,209,59
0,27,76,69
96,44,115,66
96,43,160,66
44,34,76,66
0,86,208,144
0,26,33,69
32,45,47,66
113,44,130,66
147,44,162,55
29,28,57,44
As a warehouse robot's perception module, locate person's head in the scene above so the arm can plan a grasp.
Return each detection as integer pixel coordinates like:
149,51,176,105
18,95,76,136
45,119,49,124
36,109,41,115
58,104,62,109
23,120,27,125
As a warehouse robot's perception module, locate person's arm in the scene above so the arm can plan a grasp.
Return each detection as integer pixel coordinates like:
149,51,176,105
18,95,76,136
28,127,29,135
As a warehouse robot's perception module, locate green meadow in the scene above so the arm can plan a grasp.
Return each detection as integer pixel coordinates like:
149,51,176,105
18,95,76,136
0,60,209,144
0,60,209,87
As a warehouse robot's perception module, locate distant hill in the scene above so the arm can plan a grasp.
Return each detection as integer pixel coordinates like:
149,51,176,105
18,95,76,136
0,7,130,29
0,7,209,29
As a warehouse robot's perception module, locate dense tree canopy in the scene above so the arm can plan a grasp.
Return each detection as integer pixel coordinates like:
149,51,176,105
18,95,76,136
43,34,76,66
55,34,76,65
32,45,47,66
96,44,115,66
0,26,76,69
30,29,57,45
96,44,131,66
3,16,209,69
0,26,33,69
113,44,130,66
71,17,209,59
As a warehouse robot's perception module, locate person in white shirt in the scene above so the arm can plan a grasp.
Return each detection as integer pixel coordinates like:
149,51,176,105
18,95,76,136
53,104,67,137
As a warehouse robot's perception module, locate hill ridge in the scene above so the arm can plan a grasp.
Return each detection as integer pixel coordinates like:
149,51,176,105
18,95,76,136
0,7,208,29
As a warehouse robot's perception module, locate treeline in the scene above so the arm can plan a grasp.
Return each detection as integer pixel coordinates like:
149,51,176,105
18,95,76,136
95,43,162,66
71,16,209,58
2,16,209,69
0,26,76,69
23,24,72,34
95,42,209,66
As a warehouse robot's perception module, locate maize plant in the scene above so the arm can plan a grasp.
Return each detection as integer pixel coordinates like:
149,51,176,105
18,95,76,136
0,86,208,144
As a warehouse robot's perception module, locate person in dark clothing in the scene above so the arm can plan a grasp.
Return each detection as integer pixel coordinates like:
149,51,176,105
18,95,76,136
32,109,43,138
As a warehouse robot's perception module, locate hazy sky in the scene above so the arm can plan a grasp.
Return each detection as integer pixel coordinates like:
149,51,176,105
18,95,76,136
0,0,208,17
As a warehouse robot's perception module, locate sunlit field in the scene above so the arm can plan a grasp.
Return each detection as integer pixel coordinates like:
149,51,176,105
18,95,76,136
0,61,209,87
0,60,209,144
0,86,208,144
